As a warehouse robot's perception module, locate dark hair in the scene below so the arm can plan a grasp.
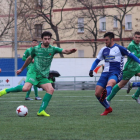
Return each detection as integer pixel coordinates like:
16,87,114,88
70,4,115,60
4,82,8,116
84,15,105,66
41,31,52,39
104,32,115,39
134,31,140,35
32,39,38,42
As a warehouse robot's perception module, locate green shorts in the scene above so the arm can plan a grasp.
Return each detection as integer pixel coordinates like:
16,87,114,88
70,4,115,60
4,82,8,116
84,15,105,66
122,69,140,80
26,70,50,86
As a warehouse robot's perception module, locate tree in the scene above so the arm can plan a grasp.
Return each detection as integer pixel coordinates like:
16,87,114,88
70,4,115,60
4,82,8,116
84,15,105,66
62,0,105,57
20,0,68,58
0,0,32,48
105,0,140,46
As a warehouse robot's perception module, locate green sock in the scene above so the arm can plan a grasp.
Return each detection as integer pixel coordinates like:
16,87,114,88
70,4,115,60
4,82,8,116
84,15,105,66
39,93,52,113
25,88,31,98
6,85,23,93
33,85,38,97
134,87,140,97
107,84,120,101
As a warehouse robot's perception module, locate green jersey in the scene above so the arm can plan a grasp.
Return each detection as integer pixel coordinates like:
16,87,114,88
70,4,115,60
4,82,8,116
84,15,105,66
22,47,34,70
124,40,140,72
30,43,63,77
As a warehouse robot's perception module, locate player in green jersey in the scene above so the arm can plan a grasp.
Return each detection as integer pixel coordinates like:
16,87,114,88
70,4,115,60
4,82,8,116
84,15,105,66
22,39,42,100
107,31,140,104
0,31,77,116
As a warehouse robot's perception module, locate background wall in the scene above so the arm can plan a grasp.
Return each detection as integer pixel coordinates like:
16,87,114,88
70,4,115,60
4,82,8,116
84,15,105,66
0,58,128,76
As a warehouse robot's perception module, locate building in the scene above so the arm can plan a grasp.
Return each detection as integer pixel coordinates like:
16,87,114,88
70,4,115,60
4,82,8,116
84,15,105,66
0,0,140,58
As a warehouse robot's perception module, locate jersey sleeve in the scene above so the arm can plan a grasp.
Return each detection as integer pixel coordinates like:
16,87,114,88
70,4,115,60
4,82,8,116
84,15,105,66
127,44,140,58
22,49,29,61
31,47,36,58
54,47,63,54
118,45,131,56
96,48,104,60
127,44,134,52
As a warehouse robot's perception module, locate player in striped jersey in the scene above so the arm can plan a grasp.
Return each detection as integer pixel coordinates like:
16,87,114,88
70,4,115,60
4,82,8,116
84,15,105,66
108,32,140,104
89,32,140,115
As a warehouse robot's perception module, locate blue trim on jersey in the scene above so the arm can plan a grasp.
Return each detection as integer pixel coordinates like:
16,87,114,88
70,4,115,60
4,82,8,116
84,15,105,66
128,53,140,64
90,58,100,70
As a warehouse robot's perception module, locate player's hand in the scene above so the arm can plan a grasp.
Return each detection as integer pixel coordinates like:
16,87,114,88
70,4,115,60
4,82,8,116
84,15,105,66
16,69,22,75
32,59,34,63
89,70,93,77
0,68,1,73
70,49,77,53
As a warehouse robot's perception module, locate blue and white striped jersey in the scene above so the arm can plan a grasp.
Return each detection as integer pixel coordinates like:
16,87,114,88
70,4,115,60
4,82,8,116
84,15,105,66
97,43,130,73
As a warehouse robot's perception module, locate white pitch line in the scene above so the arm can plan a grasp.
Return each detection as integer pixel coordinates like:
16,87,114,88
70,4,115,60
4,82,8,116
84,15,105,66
0,100,136,102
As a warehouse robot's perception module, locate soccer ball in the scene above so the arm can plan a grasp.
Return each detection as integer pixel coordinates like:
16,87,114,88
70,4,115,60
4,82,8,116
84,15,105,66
16,105,28,117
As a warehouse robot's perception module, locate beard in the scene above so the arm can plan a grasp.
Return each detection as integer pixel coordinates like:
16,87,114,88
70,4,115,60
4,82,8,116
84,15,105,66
107,42,111,47
43,42,49,47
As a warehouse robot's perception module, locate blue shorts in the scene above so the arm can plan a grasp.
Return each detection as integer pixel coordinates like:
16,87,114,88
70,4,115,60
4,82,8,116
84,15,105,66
97,72,119,88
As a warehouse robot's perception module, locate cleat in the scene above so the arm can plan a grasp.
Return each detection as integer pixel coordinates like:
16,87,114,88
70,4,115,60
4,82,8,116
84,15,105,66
25,97,34,100
37,110,50,117
100,89,107,102
0,88,7,97
132,94,140,104
127,82,132,94
35,96,42,100
100,107,112,116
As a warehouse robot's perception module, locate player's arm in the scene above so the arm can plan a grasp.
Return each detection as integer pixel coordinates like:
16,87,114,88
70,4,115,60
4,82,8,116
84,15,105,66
17,56,33,75
89,48,104,77
127,44,140,58
22,49,29,61
120,46,140,64
17,48,35,75
54,47,77,54
62,49,77,54
0,68,1,73
89,59,101,77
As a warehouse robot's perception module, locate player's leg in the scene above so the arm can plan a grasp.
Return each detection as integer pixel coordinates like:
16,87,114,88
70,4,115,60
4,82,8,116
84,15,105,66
0,83,32,97
107,70,135,101
107,79,129,101
34,85,42,100
95,85,112,115
127,73,140,93
132,87,140,104
95,73,112,115
106,74,118,96
127,81,132,94
0,85,23,96
100,74,118,102
37,83,54,117
25,88,34,100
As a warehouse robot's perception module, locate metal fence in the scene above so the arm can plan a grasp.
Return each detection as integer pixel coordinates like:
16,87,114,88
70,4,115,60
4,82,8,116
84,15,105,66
54,76,140,90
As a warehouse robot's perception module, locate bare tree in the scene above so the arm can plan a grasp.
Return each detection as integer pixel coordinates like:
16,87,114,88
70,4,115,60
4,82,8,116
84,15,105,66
19,0,68,58
62,0,105,57
0,0,15,45
105,0,140,46
0,0,33,48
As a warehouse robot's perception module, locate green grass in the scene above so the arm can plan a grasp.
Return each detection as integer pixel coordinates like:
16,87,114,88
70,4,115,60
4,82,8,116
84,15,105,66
0,89,140,140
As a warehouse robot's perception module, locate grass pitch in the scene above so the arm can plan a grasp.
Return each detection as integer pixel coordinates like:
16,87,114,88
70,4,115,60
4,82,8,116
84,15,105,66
0,89,140,140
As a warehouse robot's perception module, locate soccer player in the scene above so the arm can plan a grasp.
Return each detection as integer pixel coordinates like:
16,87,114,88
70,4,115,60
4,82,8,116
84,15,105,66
0,31,77,116
89,32,140,116
22,39,41,100
107,31,140,104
